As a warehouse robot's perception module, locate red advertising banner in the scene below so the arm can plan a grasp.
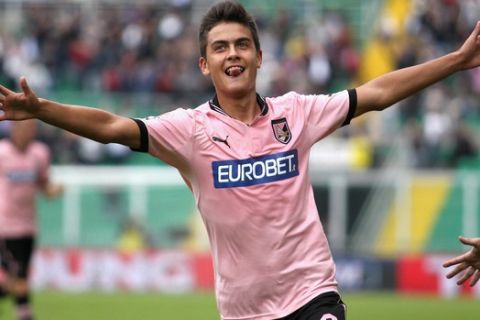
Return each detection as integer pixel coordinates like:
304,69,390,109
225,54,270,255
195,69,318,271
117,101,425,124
397,255,480,298
31,249,214,292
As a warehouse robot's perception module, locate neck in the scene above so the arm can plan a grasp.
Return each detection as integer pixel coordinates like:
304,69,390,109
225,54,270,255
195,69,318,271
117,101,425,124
11,139,30,152
216,91,259,124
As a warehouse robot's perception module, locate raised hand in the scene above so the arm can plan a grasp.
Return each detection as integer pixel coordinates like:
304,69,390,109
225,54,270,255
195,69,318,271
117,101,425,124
443,236,480,286
457,21,480,70
0,77,41,121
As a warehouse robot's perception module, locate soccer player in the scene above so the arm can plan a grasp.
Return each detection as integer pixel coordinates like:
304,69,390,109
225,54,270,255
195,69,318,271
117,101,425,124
0,120,63,320
1,1,480,319
443,236,480,287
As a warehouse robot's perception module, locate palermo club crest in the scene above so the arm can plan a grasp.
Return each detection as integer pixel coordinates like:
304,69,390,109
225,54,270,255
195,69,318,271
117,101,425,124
271,118,292,144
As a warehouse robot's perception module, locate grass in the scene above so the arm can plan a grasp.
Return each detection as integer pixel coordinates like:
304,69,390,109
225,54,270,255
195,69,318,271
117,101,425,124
345,292,480,320
0,291,479,319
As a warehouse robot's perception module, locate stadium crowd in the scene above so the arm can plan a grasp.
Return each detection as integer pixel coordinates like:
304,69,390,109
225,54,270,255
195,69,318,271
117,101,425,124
0,0,479,168
375,0,480,168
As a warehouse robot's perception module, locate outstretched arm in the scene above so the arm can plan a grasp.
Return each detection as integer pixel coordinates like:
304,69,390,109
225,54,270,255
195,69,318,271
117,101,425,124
443,236,480,287
0,77,141,149
354,21,480,117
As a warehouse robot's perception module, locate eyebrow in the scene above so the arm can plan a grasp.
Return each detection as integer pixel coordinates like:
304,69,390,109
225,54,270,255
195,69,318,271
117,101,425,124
210,37,252,47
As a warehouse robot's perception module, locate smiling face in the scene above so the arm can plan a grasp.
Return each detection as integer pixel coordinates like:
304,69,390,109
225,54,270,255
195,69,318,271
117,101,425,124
199,22,262,99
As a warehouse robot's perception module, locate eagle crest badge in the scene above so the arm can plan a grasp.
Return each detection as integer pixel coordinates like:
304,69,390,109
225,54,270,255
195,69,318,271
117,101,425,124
271,118,292,144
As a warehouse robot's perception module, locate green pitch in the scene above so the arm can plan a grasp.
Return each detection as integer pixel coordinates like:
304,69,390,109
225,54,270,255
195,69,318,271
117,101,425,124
0,292,479,319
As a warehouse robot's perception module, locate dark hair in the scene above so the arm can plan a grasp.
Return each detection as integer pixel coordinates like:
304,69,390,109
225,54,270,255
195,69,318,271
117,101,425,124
199,1,261,58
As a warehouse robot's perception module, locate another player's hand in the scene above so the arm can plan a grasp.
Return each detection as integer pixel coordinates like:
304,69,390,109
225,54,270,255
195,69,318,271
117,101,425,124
457,21,480,70
43,183,64,198
443,236,480,286
0,76,41,121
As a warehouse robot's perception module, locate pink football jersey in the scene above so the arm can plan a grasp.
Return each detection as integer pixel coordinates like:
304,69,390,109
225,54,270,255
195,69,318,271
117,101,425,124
135,90,355,319
0,140,50,237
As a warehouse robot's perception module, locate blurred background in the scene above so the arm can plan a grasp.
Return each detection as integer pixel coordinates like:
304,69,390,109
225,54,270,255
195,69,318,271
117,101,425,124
1,0,480,319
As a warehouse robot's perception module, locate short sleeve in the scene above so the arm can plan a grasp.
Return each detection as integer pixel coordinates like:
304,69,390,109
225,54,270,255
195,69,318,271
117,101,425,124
301,89,356,143
134,108,195,169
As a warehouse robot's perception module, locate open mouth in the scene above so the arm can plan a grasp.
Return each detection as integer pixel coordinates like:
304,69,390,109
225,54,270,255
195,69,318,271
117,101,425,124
225,66,245,77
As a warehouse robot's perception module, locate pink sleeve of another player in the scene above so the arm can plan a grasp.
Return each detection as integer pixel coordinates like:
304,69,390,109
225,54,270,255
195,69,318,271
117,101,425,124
296,89,356,144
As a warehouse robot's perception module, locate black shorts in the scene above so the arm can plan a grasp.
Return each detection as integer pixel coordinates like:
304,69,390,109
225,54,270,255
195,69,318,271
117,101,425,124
0,236,35,279
278,291,346,320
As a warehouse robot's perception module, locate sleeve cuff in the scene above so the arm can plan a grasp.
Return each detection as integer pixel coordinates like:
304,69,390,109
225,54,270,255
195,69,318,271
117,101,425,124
130,118,149,153
342,89,357,126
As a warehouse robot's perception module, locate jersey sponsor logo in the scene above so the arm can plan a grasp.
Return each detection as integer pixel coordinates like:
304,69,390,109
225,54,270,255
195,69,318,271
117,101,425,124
271,117,292,144
212,150,299,188
6,170,37,183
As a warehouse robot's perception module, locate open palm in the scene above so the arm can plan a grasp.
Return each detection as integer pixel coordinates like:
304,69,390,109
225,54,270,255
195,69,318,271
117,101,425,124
443,236,480,286
0,77,40,121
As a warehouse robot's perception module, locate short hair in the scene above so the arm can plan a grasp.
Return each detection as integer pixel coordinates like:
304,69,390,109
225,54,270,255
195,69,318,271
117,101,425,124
199,1,261,58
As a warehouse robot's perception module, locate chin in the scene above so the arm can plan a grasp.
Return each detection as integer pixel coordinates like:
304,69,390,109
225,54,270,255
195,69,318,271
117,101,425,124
225,87,252,98
221,81,255,97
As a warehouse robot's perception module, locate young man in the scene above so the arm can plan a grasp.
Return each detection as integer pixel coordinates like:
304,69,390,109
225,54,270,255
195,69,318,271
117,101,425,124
0,1,480,319
444,236,480,287
0,120,63,320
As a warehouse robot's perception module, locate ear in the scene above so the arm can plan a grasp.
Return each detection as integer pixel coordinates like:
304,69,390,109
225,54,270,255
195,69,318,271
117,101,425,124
256,49,263,69
199,56,210,76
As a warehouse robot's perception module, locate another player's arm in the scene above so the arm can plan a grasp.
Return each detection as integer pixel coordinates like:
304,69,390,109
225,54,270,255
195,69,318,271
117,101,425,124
40,182,64,198
354,21,480,117
40,174,64,198
0,77,141,149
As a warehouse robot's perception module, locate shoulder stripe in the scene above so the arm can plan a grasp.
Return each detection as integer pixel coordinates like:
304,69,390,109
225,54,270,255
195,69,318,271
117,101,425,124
342,89,357,126
130,118,149,153
209,99,229,116
258,94,268,116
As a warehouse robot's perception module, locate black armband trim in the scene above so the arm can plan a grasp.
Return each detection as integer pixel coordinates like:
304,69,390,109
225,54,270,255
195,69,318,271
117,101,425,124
130,118,149,153
342,89,357,126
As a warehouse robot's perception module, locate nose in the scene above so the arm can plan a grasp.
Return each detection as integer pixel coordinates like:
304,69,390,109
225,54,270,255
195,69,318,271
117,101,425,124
227,44,239,60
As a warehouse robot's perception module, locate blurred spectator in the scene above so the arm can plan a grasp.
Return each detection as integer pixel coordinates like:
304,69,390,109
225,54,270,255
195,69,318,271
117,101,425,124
368,0,480,168
448,121,478,167
117,217,152,255
0,0,478,168
420,87,453,167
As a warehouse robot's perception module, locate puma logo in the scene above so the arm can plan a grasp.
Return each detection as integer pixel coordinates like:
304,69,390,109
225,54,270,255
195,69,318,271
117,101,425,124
213,135,230,148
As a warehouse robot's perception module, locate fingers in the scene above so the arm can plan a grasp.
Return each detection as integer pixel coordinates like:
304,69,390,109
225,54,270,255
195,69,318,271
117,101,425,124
459,236,480,247
0,84,14,97
456,266,476,285
470,270,480,287
443,252,470,268
470,21,480,39
444,236,480,268
446,262,468,279
0,76,31,97
20,76,33,96
0,96,4,119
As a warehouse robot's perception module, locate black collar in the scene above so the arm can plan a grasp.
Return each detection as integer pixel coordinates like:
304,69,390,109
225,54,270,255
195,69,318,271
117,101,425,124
209,93,268,117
